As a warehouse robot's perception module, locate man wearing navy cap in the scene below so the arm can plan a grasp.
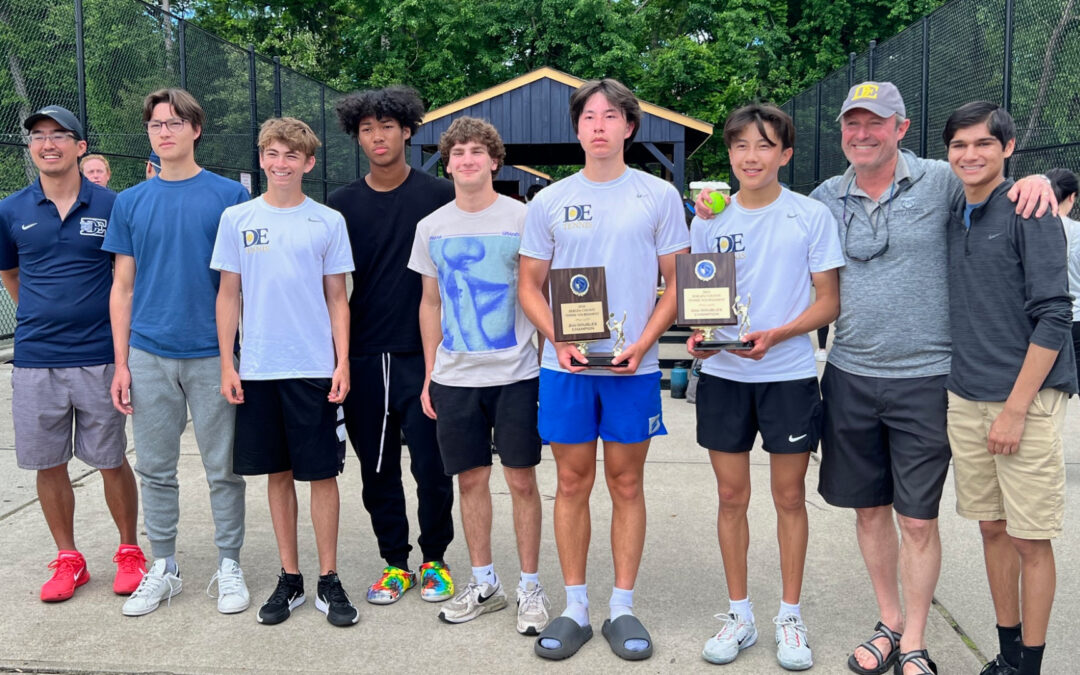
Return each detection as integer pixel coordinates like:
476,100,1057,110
0,106,145,603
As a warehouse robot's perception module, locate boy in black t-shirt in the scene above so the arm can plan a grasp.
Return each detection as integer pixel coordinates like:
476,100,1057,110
327,86,457,606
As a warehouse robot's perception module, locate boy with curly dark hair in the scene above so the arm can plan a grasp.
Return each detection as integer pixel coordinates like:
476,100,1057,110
328,86,457,606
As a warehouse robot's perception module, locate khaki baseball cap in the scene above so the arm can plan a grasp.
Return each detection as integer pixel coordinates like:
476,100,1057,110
836,82,906,121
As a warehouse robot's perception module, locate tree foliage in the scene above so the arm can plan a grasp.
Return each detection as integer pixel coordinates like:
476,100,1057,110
187,0,947,180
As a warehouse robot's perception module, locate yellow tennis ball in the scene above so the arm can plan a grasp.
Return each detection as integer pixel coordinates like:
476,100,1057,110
709,191,727,214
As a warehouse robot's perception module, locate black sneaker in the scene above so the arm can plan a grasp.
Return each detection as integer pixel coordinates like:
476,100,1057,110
980,654,1019,675
257,569,305,625
317,572,359,626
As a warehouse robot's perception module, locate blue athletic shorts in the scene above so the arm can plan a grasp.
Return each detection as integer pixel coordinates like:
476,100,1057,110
538,369,666,444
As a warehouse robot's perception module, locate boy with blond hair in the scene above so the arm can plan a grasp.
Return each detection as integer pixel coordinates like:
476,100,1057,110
212,117,357,627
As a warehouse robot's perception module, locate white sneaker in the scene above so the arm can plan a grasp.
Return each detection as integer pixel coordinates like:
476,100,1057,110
774,614,813,671
207,558,250,614
437,577,507,623
122,558,182,616
702,611,758,664
516,581,551,635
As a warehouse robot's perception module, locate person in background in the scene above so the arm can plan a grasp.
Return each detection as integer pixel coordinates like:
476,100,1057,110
145,151,160,180
1046,167,1080,389
80,154,111,188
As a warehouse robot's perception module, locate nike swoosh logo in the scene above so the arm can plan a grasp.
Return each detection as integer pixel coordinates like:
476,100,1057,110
478,589,497,603
788,434,807,443
988,232,1004,240
73,568,84,581
21,223,37,230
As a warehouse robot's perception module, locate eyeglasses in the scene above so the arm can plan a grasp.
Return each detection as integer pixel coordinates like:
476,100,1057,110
146,118,187,134
27,131,76,144
842,179,895,262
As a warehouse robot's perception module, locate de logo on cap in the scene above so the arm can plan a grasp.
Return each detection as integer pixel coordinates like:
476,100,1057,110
836,81,907,121
852,84,880,100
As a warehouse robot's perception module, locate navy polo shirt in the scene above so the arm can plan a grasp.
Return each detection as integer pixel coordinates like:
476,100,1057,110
0,177,116,367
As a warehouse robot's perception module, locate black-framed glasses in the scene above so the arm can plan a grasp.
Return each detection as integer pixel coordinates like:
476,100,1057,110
842,179,895,262
27,131,76,144
146,118,187,134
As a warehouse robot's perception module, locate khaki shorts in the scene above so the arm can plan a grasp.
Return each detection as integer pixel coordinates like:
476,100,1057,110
947,389,1066,539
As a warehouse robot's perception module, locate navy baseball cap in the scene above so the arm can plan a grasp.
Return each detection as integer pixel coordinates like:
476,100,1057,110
23,105,84,141
147,151,161,169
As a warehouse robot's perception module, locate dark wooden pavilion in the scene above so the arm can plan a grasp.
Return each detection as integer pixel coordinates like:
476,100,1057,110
409,67,713,193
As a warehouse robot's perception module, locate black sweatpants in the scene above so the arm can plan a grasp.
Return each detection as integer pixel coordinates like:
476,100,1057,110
342,351,454,568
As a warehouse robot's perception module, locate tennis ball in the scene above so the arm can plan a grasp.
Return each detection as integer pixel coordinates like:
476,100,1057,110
709,191,727,214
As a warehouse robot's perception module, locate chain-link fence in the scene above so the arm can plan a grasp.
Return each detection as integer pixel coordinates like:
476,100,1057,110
781,0,1080,195
0,0,365,340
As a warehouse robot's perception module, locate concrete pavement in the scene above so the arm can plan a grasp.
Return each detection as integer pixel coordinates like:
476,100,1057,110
0,359,1075,674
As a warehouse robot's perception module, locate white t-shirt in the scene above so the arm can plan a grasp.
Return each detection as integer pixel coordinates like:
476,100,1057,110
520,168,689,375
1062,214,1080,321
210,196,354,380
690,187,844,383
407,195,539,387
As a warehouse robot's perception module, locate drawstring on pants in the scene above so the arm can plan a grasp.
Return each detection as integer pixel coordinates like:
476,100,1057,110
376,352,391,473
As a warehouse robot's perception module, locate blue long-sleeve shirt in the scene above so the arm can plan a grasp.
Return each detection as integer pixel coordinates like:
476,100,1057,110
946,179,1077,400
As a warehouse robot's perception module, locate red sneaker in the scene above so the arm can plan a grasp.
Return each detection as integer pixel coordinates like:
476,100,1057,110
113,544,147,595
41,551,90,602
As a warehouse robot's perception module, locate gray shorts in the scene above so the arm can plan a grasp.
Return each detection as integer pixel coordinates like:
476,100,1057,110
13,364,128,470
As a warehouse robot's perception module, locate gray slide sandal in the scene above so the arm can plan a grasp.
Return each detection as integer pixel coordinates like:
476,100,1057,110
534,616,594,660
602,615,654,660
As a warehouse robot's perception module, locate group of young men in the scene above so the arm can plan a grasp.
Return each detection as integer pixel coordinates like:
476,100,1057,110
0,74,1070,675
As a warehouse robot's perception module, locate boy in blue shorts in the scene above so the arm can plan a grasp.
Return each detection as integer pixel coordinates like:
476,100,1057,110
212,117,357,627
687,104,842,671
518,78,689,661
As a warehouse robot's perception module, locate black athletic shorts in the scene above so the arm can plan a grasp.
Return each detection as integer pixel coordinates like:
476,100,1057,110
817,364,951,519
696,373,822,454
428,378,541,476
233,378,346,481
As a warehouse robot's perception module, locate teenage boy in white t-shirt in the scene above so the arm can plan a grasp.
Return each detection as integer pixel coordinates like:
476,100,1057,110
519,79,689,662
687,104,843,671
407,116,550,636
211,117,358,627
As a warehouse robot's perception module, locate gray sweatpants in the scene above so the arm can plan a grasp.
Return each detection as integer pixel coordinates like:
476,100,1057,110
129,348,245,563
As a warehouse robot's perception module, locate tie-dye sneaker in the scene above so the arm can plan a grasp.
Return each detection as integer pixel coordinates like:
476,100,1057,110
366,566,415,605
418,561,454,602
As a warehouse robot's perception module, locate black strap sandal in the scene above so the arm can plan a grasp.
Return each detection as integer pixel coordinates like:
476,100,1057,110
894,649,938,675
847,621,903,675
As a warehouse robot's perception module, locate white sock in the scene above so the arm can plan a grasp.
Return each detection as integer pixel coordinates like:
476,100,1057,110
472,564,496,586
610,586,649,652
520,571,539,591
730,597,754,623
538,584,588,650
609,586,634,620
562,584,589,626
779,600,801,620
